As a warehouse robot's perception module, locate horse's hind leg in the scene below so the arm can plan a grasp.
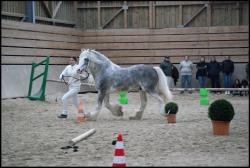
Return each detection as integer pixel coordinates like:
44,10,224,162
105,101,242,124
104,94,123,116
129,90,147,120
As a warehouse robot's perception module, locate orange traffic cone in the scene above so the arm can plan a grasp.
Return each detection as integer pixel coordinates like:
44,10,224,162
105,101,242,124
77,100,86,123
112,133,126,167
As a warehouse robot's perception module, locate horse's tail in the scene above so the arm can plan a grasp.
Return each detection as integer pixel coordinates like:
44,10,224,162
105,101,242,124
153,67,173,102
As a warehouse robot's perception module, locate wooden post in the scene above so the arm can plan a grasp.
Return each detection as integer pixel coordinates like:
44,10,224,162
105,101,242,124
152,1,155,28
206,3,211,27
149,1,153,28
236,2,240,26
123,1,128,28
178,4,183,27
73,1,78,24
97,1,101,29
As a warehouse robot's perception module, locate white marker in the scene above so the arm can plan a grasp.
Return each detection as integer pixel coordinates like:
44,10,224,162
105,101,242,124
69,128,96,146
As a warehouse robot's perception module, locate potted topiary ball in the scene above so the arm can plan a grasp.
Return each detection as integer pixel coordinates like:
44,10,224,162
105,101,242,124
164,102,178,123
208,99,235,135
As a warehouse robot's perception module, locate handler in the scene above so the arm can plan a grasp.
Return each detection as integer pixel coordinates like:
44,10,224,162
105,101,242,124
58,57,81,118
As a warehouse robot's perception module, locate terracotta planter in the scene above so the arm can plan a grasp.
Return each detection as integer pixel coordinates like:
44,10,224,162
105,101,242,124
211,120,230,135
166,114,176,123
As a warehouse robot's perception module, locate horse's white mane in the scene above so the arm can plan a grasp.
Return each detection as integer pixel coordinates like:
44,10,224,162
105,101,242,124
80,48,115,66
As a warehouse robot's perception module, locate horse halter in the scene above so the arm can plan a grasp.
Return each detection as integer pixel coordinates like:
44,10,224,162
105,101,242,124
61,59,90,86
82,58,90,71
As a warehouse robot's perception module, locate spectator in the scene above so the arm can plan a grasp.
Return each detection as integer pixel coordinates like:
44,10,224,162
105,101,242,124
196,56,208,88
172,65,179,86
241,79,249,96
221,56,234,95
207,56,221,94
179,56,193,94
232,79,242,96
246,62,249,81
160,56,174,88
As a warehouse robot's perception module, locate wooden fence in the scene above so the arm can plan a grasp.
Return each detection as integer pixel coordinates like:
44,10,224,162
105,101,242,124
1,19,249,65
1,1,249,29
2,19,81,64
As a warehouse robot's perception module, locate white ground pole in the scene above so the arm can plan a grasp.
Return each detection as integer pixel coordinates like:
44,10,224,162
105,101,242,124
69,128,96,146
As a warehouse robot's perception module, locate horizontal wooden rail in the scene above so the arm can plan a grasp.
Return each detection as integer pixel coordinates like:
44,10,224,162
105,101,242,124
170,88,249,91
46,79,96,87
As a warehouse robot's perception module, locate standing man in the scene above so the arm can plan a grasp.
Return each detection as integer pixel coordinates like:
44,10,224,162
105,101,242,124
221,56,234,95
207,56,221,94
160,56,174,88
179,56,193,94
196,56,208,88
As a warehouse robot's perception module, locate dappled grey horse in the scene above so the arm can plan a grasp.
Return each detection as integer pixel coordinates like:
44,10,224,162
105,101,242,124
77,49,173,120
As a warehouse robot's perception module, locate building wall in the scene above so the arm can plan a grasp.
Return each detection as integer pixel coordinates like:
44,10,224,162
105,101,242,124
1,1,249,29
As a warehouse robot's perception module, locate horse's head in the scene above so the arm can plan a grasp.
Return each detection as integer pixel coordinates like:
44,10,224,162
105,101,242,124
77,48,90,72
77,48,119,77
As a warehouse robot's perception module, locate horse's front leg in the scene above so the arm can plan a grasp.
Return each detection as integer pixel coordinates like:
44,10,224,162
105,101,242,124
129,90,147,120
85,91,105,121
104,94,123,117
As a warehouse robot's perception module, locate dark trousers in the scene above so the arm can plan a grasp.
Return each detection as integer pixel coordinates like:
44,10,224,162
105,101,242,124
210,75,220,88
210,75,221,93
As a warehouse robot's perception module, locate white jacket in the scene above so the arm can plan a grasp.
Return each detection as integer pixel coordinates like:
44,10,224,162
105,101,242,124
59,64,81,88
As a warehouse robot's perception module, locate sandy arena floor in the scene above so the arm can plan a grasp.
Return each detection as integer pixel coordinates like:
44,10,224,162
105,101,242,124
1,91,249,166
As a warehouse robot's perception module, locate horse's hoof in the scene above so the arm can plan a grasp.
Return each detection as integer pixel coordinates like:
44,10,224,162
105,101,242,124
129,116,141,120
85,114,97,121
86,117,97,121
110,105,123,116
116,111,123,116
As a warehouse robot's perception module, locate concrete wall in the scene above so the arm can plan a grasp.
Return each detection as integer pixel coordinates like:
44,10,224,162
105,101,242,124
2,63,248,99
1,65,67,99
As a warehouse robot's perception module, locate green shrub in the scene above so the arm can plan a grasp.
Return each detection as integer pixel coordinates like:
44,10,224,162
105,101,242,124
208,99,235,121
165,102,178,115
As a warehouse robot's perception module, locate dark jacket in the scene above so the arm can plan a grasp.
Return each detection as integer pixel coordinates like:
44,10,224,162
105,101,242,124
232,81,242,88
246,63,249,79
207,60,221,77
196,61,207,79
172,65,179,86
221,59,234,75
160,60,173,77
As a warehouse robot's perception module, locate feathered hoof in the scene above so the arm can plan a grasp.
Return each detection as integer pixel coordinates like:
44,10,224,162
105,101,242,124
129,116,141,120
129,112,142,120
111,105,123,116
84,112,97,121
129,111,143,120
86,116,97,121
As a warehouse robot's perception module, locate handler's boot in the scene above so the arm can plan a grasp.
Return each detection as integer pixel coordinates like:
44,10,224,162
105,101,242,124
129,111,143,120
58,114,67,118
